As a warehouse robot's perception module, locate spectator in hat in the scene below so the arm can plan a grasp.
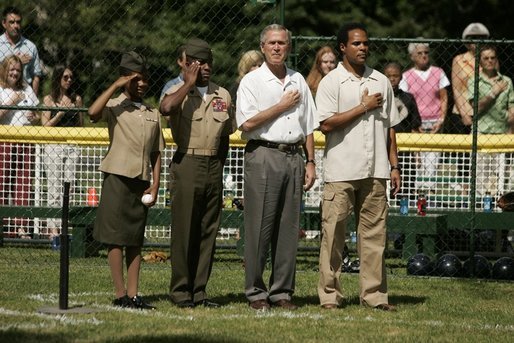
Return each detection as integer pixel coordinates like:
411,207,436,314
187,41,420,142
88,50,165,310
0,6,42,94
446,23,493,196
449,22,492,133
160,38,236,308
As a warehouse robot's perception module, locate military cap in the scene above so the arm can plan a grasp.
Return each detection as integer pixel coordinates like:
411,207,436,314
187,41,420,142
184,38,212,61
119,50,147,73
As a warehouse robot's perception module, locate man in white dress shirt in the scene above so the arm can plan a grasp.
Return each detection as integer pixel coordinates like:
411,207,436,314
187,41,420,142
236,24,317,311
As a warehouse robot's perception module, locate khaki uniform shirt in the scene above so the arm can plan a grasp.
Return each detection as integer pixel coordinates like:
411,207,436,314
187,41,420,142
316,63,404,182
166,81,236,154
99,93,165,181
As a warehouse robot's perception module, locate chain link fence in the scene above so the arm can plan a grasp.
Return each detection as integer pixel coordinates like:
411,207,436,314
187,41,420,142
1,1,513,278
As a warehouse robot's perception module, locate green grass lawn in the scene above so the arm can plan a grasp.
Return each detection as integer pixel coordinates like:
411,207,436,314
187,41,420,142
0,247,513,342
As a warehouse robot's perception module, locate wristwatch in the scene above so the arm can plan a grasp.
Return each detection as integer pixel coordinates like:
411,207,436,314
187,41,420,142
306,159,316,165
391,165,401,173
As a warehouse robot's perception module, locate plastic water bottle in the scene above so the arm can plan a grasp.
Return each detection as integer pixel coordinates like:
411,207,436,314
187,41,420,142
165,188,171,207
400,196,409,215
417,194,427,216
483,192,493,212
51,236,60,251
350,231,357,243
224,191,234,210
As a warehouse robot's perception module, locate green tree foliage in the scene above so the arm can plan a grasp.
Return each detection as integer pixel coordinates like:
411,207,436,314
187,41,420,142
12,0,279,104
5,0,510,106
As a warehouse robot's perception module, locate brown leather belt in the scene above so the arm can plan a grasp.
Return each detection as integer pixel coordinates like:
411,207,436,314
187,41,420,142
248,140,300,154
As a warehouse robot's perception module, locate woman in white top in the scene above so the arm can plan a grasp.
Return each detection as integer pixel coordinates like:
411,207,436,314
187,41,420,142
0,54,39,238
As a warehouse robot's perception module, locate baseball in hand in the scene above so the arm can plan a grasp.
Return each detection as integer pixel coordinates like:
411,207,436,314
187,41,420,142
141,194,154,205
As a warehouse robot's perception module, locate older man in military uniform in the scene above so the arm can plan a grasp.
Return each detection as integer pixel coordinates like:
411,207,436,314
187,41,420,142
160,38,236,308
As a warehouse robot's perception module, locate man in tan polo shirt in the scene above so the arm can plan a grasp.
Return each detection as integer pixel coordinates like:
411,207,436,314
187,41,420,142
316,23,403,311
160,38,236,308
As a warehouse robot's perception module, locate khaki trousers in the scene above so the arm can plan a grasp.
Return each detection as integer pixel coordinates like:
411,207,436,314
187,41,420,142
318,179,389,307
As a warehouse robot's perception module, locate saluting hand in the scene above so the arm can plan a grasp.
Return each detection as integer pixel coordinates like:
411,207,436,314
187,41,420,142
113,74,139,89
183,60,200,87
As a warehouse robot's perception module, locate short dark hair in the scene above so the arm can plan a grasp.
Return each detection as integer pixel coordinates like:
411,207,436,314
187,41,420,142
383,62,402,72
3,6,22,20
479,44,497,57
337,22,368,46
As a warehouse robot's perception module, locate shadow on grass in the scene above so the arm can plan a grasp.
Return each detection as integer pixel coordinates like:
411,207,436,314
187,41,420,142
0,331,245,343
143,292,248,307
341,294,427,307
1,331,70,343
113,334,245,342
389,294,427,306
143,292,426,309
293,294,427,308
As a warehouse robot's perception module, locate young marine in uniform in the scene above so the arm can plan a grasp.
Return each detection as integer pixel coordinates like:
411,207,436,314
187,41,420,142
88,51,165,309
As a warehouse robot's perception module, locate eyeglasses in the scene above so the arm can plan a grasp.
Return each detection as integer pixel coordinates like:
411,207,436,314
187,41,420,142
63,75,73,81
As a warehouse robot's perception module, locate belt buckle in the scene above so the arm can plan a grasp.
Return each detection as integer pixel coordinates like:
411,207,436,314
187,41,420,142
278,143,296,153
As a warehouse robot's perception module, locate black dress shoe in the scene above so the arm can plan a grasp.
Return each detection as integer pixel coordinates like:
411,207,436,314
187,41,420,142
195,299,220,308
130,295,156,310
174,300,195,308
112,295,133,308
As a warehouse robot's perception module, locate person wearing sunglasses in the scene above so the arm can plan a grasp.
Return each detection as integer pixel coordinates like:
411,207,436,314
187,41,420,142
41,66,83,239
